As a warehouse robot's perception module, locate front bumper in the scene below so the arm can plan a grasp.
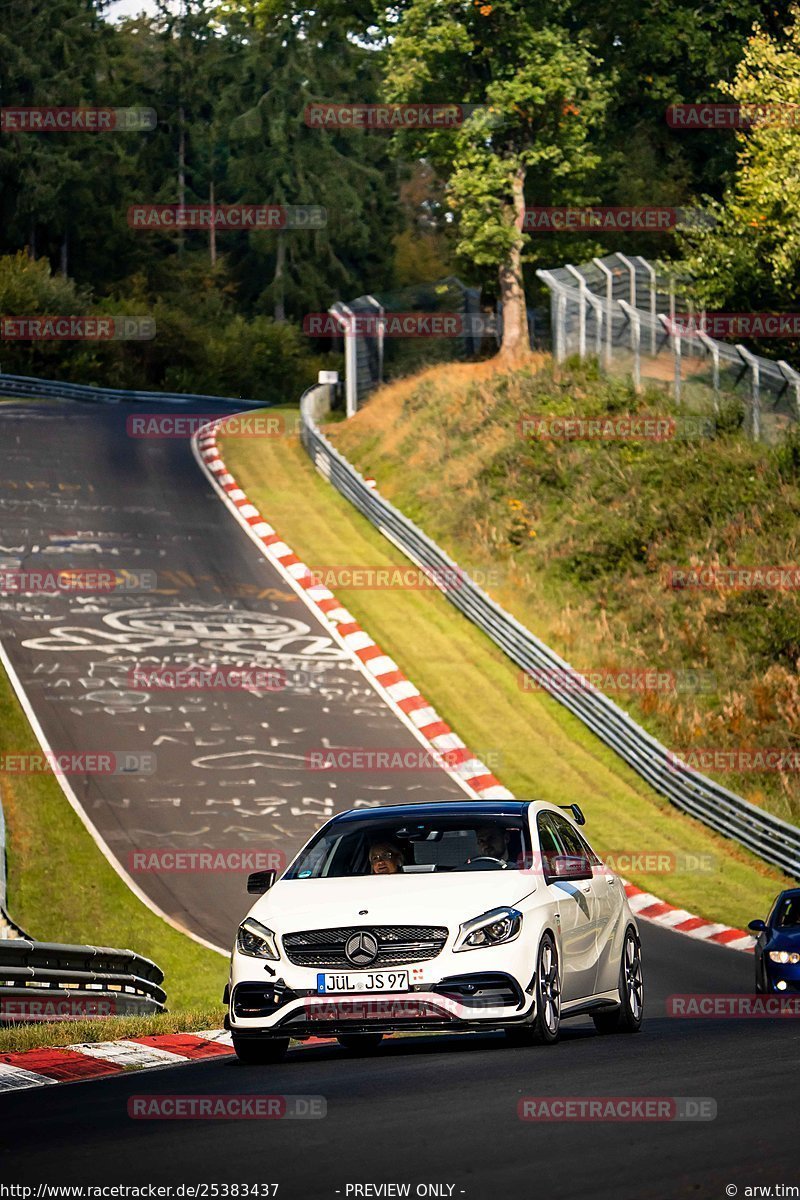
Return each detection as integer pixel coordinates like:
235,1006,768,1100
229,942,536,1036
765,961,800,992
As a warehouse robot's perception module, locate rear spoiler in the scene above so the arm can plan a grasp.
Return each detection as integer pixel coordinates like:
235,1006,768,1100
559,803,586,826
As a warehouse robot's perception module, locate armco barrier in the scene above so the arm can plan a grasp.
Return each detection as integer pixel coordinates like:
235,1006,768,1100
0,371,269,408
0,940,166,1022
299,385,800,880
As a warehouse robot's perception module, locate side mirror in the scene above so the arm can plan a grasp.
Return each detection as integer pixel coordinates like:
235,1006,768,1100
545,853,593,884
747,919,766,933
247,869,276,895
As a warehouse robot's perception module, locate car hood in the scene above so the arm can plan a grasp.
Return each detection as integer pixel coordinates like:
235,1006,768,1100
767,930,800,948
246,871,537,933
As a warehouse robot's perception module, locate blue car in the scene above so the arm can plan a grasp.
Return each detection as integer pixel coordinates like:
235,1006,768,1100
748,888,800,993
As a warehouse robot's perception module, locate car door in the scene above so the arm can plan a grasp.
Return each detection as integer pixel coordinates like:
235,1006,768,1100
577,829,625,993
538,812,598,1002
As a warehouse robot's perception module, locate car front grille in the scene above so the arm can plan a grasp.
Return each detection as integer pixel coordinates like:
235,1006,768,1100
282,924,449,968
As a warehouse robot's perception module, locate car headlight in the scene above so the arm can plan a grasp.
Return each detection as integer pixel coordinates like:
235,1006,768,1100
768,950,800,965
236,918,280,960
454,907,522,952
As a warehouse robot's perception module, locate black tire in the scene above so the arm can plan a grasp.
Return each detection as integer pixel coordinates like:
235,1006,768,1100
336,1033,384,1052
528,932,561,1044
592,927,644,1035
232,1036,290,1064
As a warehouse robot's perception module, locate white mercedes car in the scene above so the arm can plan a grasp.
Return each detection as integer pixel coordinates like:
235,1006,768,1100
226,800,643,1063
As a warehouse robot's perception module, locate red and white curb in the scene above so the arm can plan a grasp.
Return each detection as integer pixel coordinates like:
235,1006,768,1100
0,1030,372,1093
0,1030,233,1093
192,417,754,957
191,420,511,801
623,884,753,952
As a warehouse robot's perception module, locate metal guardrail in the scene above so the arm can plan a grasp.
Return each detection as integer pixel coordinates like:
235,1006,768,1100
0,940,166,1022
300,386,800,880
0,371,270,408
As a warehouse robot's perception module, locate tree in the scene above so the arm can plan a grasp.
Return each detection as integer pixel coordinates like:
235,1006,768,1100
0,0,112,266
383,0,610,361
677,4,800,314
562,0,791,204
216,0,398,322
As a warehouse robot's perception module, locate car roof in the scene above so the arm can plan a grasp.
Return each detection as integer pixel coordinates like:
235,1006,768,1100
331,800,560,824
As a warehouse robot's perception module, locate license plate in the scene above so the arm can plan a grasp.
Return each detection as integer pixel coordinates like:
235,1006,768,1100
316,970,409,994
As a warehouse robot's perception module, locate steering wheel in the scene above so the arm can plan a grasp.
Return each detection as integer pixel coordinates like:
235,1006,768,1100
464,856,508,871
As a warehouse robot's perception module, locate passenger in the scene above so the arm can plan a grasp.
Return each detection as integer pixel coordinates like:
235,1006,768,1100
368,838,406,875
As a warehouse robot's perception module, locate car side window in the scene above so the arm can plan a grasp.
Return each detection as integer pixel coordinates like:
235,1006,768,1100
576,830,601,866
536,813,562,873
550,815,595,863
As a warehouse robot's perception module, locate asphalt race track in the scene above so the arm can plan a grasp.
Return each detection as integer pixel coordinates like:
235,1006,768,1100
0,401,463,948
0,925,796,1198
0,400,797,1199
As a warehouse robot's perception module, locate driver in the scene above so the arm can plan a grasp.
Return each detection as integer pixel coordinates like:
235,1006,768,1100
368,838,406,875
475,825,512,863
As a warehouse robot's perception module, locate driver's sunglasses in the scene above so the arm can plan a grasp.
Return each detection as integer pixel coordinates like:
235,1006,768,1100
370,851,397,863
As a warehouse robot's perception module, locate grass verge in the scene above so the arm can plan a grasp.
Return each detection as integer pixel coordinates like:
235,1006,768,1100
328,356,800,827
221,402,792,933
0,1008,226,1055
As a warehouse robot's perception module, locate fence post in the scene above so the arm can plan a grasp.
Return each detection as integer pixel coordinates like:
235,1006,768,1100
536,270,568,363
592,257,614,367
697,331,720,413
619,299,641,391
777,360,800,422
555,290,567,362
585,292,604,361
329,303,358,418
736,345,761,440
636,256,657,355
616,252,637,307
565,265,587,358
365,294,385,385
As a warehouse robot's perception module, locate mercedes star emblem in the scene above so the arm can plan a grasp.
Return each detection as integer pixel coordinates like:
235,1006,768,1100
344,931,379,967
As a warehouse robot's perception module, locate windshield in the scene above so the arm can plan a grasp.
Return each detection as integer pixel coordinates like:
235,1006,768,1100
284,814,531,879
774,895,800,929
